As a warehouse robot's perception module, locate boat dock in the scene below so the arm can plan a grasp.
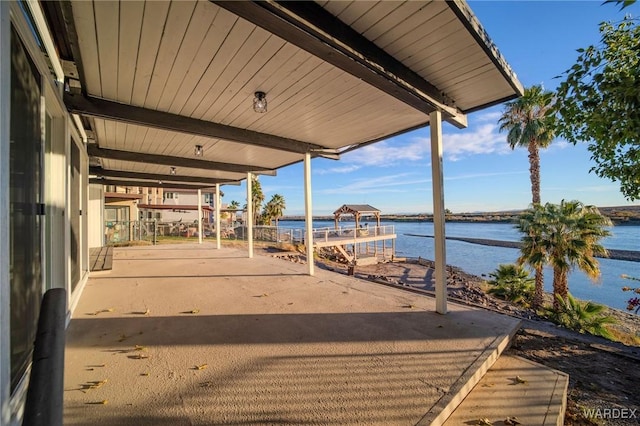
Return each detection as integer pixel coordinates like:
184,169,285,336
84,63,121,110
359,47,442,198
312,225,397,265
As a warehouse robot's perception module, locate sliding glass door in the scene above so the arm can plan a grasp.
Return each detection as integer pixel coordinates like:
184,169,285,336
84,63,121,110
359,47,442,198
9,27,43,392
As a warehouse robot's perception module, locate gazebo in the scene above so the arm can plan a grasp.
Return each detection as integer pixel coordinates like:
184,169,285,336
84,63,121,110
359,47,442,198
333,204,381,230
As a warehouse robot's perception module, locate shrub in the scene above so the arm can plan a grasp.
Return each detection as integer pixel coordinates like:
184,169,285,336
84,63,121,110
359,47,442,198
486,264,535,307
545,293,616,339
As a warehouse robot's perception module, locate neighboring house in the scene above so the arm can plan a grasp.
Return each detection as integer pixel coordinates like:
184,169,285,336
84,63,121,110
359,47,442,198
138,188,217,224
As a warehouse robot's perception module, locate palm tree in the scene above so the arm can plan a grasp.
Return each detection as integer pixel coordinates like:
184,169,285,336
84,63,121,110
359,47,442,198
265,194,286,226
516,206,548,308
547,294,616,339
517,200,612,309
250,175,265,225
487,264,535,306
228,200,240,224
499,85,556,204
499,84,556,308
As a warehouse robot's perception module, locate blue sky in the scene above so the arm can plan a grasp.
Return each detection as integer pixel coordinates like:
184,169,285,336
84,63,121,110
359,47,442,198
222,1,640,216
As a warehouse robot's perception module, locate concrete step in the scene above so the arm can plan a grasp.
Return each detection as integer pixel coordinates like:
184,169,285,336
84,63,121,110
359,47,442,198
442,354,568,426
418,323,519,426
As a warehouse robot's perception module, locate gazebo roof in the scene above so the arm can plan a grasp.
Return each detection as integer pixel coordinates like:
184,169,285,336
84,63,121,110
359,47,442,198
333,204,381,215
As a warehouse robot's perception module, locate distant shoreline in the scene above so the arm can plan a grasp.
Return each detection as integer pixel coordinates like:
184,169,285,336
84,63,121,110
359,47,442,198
404,234,640,263
282,216,640,226
281,205,640,226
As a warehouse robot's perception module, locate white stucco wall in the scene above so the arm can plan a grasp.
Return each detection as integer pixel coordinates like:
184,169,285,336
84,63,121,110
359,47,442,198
88,184,104,247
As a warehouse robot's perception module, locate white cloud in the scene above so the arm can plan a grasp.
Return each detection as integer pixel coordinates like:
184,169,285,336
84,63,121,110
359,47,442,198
319,172,430,195
318,111,513,170
543,139,572,153
441,123,510,161
340,138,429,167
445,170,527,181
475,110,502,123
315,164,362,175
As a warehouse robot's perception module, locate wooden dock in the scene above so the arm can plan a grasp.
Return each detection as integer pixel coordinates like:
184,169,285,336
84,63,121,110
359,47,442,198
312,225,396,264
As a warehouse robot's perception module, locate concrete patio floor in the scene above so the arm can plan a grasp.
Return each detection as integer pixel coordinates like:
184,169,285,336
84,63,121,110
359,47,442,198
64,243,521,425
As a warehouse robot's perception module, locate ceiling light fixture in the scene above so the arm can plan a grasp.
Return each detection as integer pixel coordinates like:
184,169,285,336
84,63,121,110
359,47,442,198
169,166,176,175
194,144,203,157
253,91,267,113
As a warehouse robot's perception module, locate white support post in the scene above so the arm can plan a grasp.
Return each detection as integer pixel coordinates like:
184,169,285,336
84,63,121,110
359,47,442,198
0,2,11,422
430,110,447,314
304,152,314,276
246,173,253,258
197,189,203,244
215,184,221,249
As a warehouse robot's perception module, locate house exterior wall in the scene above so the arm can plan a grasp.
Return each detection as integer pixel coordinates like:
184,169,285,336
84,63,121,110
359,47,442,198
0,3,87,422
159,190,215,223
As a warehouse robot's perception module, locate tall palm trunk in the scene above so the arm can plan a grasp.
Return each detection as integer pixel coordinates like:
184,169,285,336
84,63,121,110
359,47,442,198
533,265,545,308
529,140,544,308
528,140,541,205
553,267,569,310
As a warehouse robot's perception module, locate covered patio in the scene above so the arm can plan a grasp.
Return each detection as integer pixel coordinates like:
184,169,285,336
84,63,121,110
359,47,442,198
64,244,521,425
1,1,531,423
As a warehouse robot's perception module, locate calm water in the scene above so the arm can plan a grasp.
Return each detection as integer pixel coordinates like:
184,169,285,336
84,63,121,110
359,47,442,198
279,220,640,311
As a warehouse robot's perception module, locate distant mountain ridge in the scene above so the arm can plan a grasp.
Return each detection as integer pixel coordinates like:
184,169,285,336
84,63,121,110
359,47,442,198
282,205,640,225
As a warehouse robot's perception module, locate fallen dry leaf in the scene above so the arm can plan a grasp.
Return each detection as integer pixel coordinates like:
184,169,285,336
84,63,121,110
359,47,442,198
129,354,149,360
81,379,108,392
88,308,115,316
193,364,208,370
514,375,527,384
85,400,109,405
182,309,200,314
134,345,147,351
476,418,493,426
504,417,521,425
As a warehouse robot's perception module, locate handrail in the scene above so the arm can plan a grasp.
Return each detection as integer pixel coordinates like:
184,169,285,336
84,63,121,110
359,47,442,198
310,225,395,240
23,288,67,426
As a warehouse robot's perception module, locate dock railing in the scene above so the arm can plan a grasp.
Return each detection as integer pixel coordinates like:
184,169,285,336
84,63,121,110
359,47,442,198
310,225,395,244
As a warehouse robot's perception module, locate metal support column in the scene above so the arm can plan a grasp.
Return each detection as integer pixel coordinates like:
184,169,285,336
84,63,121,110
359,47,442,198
197,189,202,244
246,173,253,258
304,152,314,276
430,110,447,314
215,184,221,249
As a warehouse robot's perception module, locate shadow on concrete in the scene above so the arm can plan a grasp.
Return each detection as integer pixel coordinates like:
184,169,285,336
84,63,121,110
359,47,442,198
66,310,511,348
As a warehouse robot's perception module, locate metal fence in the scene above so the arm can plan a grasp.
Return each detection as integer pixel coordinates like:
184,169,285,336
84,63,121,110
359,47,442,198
104,221,306,245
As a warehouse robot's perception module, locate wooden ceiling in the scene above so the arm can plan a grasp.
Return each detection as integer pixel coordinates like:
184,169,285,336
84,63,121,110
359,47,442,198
46,0,523,189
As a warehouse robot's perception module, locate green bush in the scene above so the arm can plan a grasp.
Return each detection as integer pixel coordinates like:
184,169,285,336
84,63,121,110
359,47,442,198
545,293,616,339
486,264,535,307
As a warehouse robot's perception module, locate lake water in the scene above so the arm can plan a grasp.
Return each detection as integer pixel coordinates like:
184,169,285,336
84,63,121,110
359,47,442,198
278,220,640,311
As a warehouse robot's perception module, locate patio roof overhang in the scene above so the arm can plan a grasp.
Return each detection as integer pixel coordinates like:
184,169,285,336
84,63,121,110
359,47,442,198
42,0,522,188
